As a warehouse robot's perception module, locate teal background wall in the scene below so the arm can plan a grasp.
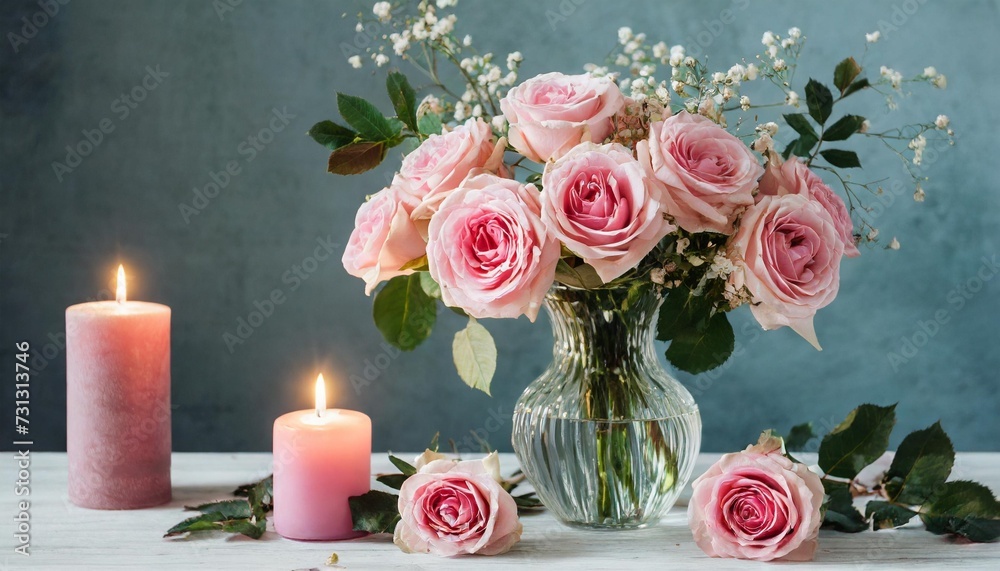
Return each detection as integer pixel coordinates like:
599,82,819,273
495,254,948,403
2,0,997,453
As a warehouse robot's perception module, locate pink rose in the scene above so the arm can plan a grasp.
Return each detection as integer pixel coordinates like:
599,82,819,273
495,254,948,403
688,435,825,562
728,194,844,349
427,173,559,321
500,72,625,163
394,453,522,557
541,142,674,283
342,186,426,294
637,111,764,234
758,155,860,257
396,118,506,221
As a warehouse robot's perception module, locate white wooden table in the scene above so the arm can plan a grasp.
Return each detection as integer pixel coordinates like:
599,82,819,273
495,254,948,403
2,452,999,570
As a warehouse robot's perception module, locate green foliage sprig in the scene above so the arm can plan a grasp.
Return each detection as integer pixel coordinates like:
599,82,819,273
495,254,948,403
781,404,1000,543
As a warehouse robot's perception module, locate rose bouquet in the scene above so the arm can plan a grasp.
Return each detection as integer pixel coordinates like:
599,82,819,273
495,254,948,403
320,2,951,390
314,0,953,531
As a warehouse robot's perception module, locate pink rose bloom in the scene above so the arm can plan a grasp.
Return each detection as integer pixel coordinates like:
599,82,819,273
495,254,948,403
637,111,764,234
427,173,560,321
396,118,506,221
758,155,860,257
500,72,625,163
728,194,844,349
394,453,522,557
342,186,426,294
688,435,825,562
541,142,675,283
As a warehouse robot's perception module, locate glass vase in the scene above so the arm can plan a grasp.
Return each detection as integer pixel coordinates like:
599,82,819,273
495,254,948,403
511,283,702,529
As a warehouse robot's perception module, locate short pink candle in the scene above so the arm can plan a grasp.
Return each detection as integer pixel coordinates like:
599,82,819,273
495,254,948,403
273,374,372,541
65,265,171,509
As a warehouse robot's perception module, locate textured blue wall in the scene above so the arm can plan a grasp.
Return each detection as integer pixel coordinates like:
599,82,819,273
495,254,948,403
1,0,997,453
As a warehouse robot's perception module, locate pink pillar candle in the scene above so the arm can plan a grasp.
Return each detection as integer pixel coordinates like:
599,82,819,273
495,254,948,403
273,376,371,541
65,267,171,509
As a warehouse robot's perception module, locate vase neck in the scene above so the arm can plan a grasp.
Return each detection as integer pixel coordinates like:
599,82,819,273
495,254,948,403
544,285,660,377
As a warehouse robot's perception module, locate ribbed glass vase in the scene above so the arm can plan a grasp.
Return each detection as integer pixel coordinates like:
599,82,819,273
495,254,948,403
512,283,701,530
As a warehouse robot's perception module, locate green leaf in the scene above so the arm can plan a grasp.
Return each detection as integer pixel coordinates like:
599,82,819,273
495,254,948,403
820,149,862,168
165,512,264,540
823,115,867,142
221,518,266,539
665,311,735,374
783,113,818,139
656,286,711,342
373,274,437,351
389,454,417,476
513,493,545,512
818,403,896,479
418,271,441,299
247,476,273,520
349,490,401,534
822,480,869,532
785,422,816,452
805,79,834,125
554,259,604,289
417,113,443,137
833,57,863,94
184,499,252,519
399,255,429,272
865,500,917,530
782,133,818,159
452,318,497,395
921,481,1000,542
327,141,387,175
376,473,410,490
843,77,871,98
883,422,955,505
337,92,400,141
386,71,418,134
307,120,358,150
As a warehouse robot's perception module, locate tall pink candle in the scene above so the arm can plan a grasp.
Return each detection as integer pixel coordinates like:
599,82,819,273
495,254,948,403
65,265,171,509
273,374,371,541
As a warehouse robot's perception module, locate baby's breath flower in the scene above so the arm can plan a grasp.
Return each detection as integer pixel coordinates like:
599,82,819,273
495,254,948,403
785,91,800,107
866,30,881,43
860,119,871,133
374,53,389,67
913,184,925,202
867,228,879,242
888,237,901,250
355,22,364,33
923,66,938,78
932,74,947,89
652,41,668,59
671,80,687,95
788,27,802,39
908,134,927,165
372,1,392,22
781,38,795,49
762,31,777,47
618,26,633,44
757,122,779,136
745,63,759,80
880,66,903,89
490,115,506,132
935,114,950,129
348,55,362,69
462,34,472,47
740,95,751,110
772,59,787,72
650,267,666,284
753,132,774,153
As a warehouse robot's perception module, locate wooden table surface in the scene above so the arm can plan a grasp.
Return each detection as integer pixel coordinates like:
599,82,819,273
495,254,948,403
2,452,999,570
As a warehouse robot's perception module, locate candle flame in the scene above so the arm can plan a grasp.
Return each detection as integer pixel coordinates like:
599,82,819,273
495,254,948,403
116,264,127,304
315,373,327,417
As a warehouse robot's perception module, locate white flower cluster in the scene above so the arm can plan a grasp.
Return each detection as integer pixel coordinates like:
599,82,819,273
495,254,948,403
454,51,521,121
880,66,904,89
761,27,802,59
753,122,779,153
922,66,947,89
908,134,927,165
